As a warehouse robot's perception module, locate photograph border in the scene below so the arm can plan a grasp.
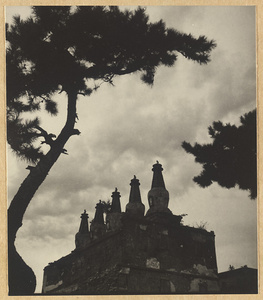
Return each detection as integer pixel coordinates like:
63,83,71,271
1,0,262,299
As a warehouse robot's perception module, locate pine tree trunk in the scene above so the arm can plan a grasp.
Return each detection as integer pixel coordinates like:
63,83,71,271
8,91,78,295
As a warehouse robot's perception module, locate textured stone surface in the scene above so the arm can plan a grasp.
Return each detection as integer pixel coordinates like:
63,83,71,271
43,214,219,294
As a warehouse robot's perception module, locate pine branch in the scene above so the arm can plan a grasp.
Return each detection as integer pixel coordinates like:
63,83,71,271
35,125,56,146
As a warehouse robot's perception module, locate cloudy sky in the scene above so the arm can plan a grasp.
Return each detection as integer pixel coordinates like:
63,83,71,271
6,5,257,293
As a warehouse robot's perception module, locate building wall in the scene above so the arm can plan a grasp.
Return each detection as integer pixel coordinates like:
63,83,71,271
43,215,219,294
42,231,123,294
122,218,217,269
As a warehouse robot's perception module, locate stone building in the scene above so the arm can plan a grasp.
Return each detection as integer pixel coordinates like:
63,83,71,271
42,162,220,294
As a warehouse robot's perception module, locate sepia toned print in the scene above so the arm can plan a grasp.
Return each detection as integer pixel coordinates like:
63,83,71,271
6,5,257,296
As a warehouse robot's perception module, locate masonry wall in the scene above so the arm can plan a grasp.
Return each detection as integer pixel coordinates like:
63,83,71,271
118,216,219,293
43,215,219,294
117,215,217,271
42,231,124,294
118,267,219,293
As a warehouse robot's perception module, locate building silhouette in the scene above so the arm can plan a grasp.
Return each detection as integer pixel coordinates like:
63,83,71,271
218,266,258,293
42,162,223,294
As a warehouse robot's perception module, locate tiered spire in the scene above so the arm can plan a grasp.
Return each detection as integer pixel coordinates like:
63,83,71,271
151,161,166,189
75,210,91,249
146,161,172,216
106,188,123,232
129,176,142,203
78,209,89,233
93,200,104,224
111,187,121,213
90,200,106,239
125,175,145,216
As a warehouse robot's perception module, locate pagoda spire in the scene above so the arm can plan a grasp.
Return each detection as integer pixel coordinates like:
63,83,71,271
78,209,89,233
93,200,104,224
90,200,106,240
106,188,123,232
111,187,121,213
75,210,91,249
151,161,166,189
146,161,172,216
129,175,142,203
125,175,145,216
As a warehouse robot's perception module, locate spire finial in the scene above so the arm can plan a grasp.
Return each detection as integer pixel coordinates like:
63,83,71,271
81,209,88,219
